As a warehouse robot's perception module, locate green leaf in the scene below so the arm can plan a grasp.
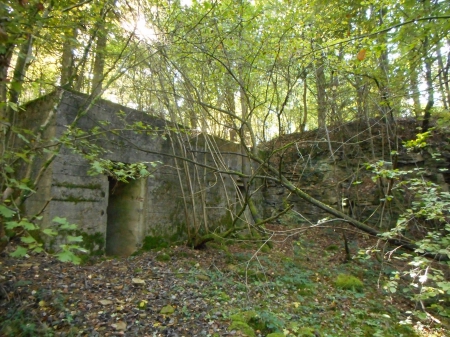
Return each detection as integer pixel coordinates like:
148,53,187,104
17,133,30,144
8,101,19,112
67,235,83,243
17,183,35,192
56,250,81,264
32,246,44,253
10,246,28,257
0,204,16,218
139,168,149,176
21,235,37,244
60,223,78,230
42,228,58,236
52,216,69,225
21,220,37,231
415,311,427,321
75,247,88,253
4,165,14,173
5,221,20,229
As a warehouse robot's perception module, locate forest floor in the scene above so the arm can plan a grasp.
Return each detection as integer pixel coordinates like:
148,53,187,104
1,223,449,337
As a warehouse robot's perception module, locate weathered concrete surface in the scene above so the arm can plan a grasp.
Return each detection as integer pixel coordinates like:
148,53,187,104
18,90,244,256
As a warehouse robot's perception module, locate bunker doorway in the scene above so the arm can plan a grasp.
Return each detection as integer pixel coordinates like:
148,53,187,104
106,177,146,256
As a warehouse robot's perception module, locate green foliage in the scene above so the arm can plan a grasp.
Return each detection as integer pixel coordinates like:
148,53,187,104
6,216,86,264
0,204,16,218
365,132,450,320
0,308,52,337
76,231,105,256
335,274,364,291
403,129,433,150
88,159,161,182
365,160,406,183
141,235,169,251
228,321,255,337
156,252,171,262
230,310,284,334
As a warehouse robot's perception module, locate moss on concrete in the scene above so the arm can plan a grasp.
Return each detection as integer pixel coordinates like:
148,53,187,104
53,182,102,190
53,196,100,203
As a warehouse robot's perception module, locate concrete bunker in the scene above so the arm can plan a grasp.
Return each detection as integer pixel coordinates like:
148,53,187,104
18,90,244,256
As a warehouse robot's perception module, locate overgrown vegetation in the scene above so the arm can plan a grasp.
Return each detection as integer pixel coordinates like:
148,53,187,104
1,0,450,334
3,235,445,336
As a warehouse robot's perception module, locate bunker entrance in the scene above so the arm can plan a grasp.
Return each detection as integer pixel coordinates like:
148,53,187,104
106,177,146,256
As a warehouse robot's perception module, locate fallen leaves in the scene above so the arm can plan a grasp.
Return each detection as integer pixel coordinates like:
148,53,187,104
0,247,229,335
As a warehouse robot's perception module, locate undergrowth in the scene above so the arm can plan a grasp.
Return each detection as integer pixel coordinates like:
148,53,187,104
1,234,448,337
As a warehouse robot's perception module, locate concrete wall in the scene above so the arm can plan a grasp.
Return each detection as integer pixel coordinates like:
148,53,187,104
19,90,243,255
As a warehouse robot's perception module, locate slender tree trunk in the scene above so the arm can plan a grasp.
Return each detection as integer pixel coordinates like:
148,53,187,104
436,47,447,110
377,8,395,124
225,81,237,141
422,37,434,132
315,57,327,129
60,28,78,87
300,77,308,132
5,33,34,147
0,43,14,120
91,23,107,96
437,44,450,109
409,50,422,118
443,41,450,108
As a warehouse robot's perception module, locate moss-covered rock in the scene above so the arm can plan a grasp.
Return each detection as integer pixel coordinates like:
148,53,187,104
229,310,267,333
228,321,255,337
335,274,364,291
230,310,258,323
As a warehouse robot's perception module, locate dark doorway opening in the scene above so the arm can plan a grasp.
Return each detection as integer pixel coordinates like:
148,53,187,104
106,177,146,256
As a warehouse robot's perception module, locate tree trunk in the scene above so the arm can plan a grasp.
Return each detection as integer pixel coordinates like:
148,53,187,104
377,8,395,124
443,41,450,109
409,51,422,118
422,37,434,132
60,28,78,87
315,57,327,129
437,44,449,110
5,33,34,139
91,23,107,96
300,76,308,132
0,43,14,120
